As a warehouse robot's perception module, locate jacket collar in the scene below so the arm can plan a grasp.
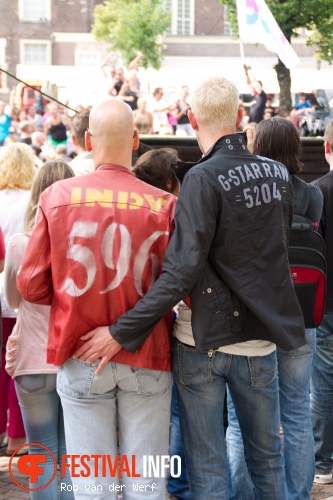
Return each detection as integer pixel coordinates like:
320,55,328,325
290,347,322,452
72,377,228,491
172,133,248,183
203,133,247,159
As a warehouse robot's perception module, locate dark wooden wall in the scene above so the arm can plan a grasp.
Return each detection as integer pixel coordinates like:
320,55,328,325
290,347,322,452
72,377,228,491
299,138,328,182
133,137,329,183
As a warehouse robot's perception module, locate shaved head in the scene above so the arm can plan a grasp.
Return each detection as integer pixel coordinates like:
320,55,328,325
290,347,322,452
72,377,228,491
87,98,139,170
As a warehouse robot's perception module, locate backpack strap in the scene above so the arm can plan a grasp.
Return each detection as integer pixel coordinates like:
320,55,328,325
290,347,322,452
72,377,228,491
292,175,311,217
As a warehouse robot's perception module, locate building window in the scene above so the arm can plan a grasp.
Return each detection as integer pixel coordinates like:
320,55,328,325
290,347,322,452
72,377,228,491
163,0,172,35
75,51,101,67
19,0,51,21
20,40,51,65
177,0,191,35
163,0,194,35
224,6,234,36
24,44,47,64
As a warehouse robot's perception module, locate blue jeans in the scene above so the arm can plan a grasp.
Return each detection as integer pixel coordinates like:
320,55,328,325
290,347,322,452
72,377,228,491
172,339,287,500
166,384,190,500
311,313,333,473
15,373,73,499
227,328,316,500
57,358,172,499
226,395,255,500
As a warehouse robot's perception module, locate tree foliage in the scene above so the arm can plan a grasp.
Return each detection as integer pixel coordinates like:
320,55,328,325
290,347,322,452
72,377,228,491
92,0,171,70
218,0,333,112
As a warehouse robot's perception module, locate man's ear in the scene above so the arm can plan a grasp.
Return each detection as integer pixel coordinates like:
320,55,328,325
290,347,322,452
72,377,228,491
188,110,198,131
132,128,140,151
236,106,243,128
324,140,331,155
72,135,78,147
85,131,92,152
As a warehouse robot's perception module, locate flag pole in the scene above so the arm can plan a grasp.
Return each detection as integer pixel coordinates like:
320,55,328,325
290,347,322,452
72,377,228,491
239,40,245,62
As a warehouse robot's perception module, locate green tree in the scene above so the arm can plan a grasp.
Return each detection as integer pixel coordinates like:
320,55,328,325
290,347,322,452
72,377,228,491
92,0,171,70
218,0,333,115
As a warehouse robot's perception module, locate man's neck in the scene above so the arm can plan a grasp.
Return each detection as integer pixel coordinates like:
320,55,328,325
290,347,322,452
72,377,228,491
93,151,132,172
199,129,236,155
75,146,87,156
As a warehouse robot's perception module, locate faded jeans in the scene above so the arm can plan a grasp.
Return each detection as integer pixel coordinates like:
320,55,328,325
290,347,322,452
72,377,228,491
57,358,172,499
15,373,73,499
227,328,316,500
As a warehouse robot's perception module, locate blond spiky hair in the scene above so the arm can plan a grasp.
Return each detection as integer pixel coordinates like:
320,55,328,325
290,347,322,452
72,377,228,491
191,76,239,132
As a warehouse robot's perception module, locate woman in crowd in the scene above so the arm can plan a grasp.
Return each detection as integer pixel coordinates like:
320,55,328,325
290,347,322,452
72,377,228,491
18,120,34,145
133,98,153,135
173,86,194,136
0,142,36,454
5,160,75,498
0,229,5,375
117,70,140,111
8,108,28,141
227,117,323,500
133,148,179,195
27,104,44,131
44,104,68,148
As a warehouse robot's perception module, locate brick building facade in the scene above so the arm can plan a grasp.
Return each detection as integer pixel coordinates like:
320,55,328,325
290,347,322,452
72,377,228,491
0,0,238,92
0,0,316,101
0,0,106,98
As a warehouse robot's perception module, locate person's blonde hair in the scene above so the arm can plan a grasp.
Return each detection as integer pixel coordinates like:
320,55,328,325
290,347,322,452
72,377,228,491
191,76,239,132
24,160,74,235
324,119,333,150
0,142,36,190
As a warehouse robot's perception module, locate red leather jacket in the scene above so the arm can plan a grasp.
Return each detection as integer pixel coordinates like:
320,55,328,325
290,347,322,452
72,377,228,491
17,164,176,370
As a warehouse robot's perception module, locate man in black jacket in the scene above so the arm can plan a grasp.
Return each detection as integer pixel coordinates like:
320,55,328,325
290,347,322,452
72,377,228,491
311,119,333,485
74,76,305,499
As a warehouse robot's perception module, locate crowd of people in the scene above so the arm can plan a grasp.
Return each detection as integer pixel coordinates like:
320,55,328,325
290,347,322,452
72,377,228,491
0,58,329,163
240,64,332,138
0,68,332,500
0,84,193,174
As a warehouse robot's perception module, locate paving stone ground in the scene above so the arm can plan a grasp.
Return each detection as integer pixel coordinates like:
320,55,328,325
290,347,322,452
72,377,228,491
1,455,333,500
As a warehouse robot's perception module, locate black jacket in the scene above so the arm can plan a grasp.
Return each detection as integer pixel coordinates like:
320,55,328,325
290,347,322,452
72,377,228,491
111,134,306,353
313,171,333,311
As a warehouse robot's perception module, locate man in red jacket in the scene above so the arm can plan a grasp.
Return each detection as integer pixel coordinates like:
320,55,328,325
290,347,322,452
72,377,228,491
17,99,177,499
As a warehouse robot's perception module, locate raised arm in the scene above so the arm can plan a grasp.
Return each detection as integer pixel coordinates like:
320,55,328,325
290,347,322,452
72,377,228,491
173,101,190,122
117,83,135,103
100,54,112,78
128,51,144,70
243,64,263,94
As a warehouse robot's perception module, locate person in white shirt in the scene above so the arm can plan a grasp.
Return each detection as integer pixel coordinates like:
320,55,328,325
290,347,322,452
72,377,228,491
68,110,94,176
27,104,44,131
147,87,175,135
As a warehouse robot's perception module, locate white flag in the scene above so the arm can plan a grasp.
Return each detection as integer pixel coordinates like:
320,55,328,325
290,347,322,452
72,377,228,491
236,0,300,69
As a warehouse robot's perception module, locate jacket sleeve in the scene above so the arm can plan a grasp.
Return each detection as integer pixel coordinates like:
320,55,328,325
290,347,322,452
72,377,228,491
305,183,324,228
16,206,53,305
311,179,326,237
111,171,220,353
